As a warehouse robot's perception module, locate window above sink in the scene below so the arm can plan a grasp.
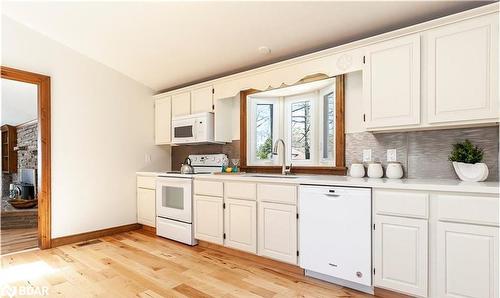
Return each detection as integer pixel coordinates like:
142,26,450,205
241,75,346,175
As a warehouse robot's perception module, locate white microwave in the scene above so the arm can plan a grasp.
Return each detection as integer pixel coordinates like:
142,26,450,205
171,112,215,144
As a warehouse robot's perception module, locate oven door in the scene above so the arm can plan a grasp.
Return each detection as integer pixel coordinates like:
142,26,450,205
172,118,197,144
156,177,192,223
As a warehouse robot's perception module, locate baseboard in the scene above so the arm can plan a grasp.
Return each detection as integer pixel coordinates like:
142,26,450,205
374,287,414,298
198,240,304,275
140,225,156,235
51,223,141,247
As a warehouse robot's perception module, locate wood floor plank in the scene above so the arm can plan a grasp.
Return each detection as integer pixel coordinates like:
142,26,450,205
0,230,380,297
0,227,38,255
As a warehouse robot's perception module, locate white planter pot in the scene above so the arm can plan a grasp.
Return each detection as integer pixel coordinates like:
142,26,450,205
452,162,489,182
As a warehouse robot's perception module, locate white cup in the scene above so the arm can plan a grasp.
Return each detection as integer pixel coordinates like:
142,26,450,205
386,162,404,179
350,163,365,178
367,163,383,178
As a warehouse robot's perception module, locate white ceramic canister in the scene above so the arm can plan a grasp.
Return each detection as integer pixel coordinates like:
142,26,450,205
367,162,383,178
386,162,404,179
350,163,365,178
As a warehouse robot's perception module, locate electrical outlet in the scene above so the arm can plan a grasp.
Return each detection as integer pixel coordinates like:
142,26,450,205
145,153,152,163
387,149,397,162
362,149,372,162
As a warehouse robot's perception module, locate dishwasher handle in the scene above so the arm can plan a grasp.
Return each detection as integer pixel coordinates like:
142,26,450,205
324,193,341,198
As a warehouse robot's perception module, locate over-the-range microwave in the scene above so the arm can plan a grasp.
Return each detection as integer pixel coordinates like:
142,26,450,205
171,112,215,144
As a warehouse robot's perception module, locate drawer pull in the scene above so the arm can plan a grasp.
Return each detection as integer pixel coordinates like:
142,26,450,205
328,263,338,267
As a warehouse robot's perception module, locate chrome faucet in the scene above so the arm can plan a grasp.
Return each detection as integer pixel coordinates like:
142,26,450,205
272,139,292,175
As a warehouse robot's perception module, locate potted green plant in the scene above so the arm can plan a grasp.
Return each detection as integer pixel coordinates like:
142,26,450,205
448,139,488,182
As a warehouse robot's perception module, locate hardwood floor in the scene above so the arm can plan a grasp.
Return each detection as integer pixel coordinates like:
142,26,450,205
0,230,379,297
0,227,38,255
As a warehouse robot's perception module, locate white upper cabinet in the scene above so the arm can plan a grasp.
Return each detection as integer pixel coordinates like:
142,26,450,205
171,92,191,117
191,86,214,114
363,34,421,129
426,14,499,124
155,96,171,145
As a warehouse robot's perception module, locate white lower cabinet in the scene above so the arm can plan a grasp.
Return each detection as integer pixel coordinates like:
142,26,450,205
224,198,257,254
137,184,156,228
193,195,224,245
437,222,499,298
258,202,297,264
374,215,428,297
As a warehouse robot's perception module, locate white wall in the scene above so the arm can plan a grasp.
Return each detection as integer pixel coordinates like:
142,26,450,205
1,16,171,238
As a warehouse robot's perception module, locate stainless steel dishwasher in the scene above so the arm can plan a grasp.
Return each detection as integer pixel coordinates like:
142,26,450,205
298,185,372,294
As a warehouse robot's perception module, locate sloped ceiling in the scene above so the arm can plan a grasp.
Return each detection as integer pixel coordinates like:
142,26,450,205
1,1,494,92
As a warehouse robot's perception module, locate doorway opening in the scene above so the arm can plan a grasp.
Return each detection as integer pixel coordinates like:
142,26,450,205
0,67,51,254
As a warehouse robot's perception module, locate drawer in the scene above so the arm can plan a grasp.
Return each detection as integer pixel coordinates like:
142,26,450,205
157,217,195,245
137,175,156,189
437,194,499,226
194,180,223,197
225,181,256,200
257,183,297,204
375,189,429,219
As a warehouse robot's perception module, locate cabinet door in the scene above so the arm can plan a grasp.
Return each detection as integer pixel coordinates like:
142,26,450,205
363,34,421,129
437,222,498,298
427,14,499,124
224,198,257,253
155,96,171,145
258,202,297,264
137,188,156,227
193,195,224,245
374,215,428,297
191,86,214,114
171,92,191,117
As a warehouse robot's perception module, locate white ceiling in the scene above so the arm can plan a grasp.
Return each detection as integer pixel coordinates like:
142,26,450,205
1,78,38,126
1,1,494,92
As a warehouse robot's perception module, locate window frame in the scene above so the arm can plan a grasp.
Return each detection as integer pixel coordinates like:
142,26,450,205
284,92,318,166
318,85,336,165
247,97,280,166
240,74,345,175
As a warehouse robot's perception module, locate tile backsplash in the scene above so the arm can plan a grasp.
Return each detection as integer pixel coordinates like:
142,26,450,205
345,126,499,181
171,140,240,171
170,126,498,181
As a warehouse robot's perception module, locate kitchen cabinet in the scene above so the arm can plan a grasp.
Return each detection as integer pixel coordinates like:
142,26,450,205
426,14,499,125
171,92,191,117
258,202,297,264
437,222,498,298
154,96,171,145
374,215,428,297
136,175,156,227
224,198,257,254
193,195,224,245
191,86,214,114
363,34,421,129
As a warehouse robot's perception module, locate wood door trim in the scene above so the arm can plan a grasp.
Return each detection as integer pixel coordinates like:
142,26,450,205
51,223,142,247
239,75,346,175
1,66,52,249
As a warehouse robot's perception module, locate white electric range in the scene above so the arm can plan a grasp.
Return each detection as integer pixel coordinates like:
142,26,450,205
155,154,228,245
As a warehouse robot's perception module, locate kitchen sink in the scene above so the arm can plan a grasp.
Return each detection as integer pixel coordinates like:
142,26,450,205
247,174,299,179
